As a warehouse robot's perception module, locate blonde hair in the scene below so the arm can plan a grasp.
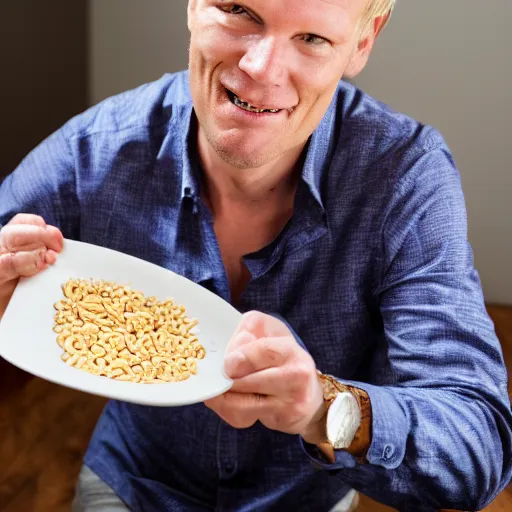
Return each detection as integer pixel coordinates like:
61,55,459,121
360,0,396,38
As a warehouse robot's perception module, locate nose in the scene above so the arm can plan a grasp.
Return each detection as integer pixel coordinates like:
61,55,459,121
238,36,286,87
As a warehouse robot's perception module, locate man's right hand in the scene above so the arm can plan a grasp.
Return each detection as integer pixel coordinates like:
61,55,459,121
0,214,64,318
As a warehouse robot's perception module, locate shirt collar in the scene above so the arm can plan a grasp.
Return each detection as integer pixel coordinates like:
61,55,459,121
179,102,201,204
300,96,339,211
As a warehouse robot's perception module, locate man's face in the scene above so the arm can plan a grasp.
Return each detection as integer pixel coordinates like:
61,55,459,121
188,0,373,169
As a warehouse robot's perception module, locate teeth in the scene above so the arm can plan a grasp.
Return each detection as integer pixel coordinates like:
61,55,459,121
232,93,280,114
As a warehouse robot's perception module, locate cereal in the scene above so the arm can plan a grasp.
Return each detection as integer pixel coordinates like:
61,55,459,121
53,278,204,384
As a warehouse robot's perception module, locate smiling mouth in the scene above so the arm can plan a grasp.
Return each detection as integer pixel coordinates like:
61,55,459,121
226,89,282,114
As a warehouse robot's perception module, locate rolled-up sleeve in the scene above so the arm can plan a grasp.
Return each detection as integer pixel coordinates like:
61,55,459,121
301,146,512,511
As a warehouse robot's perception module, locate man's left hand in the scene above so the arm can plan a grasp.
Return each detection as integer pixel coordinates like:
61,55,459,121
205,311,326,442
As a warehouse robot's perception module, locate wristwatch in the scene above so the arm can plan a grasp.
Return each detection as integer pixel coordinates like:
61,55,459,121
316,371,372,463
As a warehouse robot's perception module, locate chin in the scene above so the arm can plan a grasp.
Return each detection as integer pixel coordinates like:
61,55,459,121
215,146,271,170
210,134,279,170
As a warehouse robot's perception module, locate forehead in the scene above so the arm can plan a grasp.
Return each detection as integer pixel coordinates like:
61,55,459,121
204,0,367,37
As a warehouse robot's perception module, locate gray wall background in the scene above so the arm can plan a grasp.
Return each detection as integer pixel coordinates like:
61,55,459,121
90,0,511,304
90,0,188,103
353,1,511,305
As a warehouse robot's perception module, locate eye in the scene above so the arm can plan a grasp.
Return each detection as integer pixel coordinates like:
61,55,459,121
301,34,329,46
219,4,249,16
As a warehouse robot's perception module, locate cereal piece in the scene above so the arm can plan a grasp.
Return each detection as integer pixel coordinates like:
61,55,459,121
53,278,205,384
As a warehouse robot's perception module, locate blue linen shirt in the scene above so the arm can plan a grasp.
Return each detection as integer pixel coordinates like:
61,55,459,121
0,71,511,511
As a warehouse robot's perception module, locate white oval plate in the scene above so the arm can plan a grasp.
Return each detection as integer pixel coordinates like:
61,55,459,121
0,239,240,406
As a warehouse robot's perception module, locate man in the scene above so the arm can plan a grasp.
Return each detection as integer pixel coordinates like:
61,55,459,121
0,0,511,510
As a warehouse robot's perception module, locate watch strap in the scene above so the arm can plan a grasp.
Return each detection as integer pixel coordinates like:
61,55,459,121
317,371,372,463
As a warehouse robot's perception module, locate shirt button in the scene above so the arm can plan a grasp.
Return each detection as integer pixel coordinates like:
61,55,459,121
382,444,395,461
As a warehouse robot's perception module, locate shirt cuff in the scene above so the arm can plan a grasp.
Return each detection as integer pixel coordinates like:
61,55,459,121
300,380,409,470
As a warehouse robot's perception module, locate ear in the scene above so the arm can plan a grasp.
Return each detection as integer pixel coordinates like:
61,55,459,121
344,12,390,78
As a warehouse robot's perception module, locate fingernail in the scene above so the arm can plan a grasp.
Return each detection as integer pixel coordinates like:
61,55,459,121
37,251,47,269
224,351,245,377
45,251,56,265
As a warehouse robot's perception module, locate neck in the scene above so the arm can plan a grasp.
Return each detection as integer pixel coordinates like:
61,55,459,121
197,128,305,213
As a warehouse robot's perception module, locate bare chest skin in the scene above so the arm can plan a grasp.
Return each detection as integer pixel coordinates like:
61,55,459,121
212,202,293,306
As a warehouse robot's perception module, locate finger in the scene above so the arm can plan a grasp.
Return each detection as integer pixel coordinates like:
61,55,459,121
44,225,64,252
205,392,259,428
225,330,257,355
230,367,297,397
13,249,48,275
0,224,63,253
0,252,18,281
226,311,292,354
224,337,294,379
1,224,47,251
0,249,48,280
45,249,58,265
7,214,47,228
233,311,291,340
205,391,275,429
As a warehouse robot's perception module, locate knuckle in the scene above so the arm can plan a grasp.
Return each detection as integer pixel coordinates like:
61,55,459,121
262,341,281,363
10,232,26,249
10,213,45,225
243,310,260,320
2,226,34,251
285,361,311,383
0,252,15,277
9,213,25,223
0,223,12,242
241,310,262,328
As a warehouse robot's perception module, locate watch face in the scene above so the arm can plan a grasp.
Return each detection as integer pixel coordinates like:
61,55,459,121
326,391,361,449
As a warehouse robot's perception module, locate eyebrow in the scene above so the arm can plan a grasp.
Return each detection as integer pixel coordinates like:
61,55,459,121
223,0,351,44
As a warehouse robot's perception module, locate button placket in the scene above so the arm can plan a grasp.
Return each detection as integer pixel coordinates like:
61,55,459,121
217,421,238,479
